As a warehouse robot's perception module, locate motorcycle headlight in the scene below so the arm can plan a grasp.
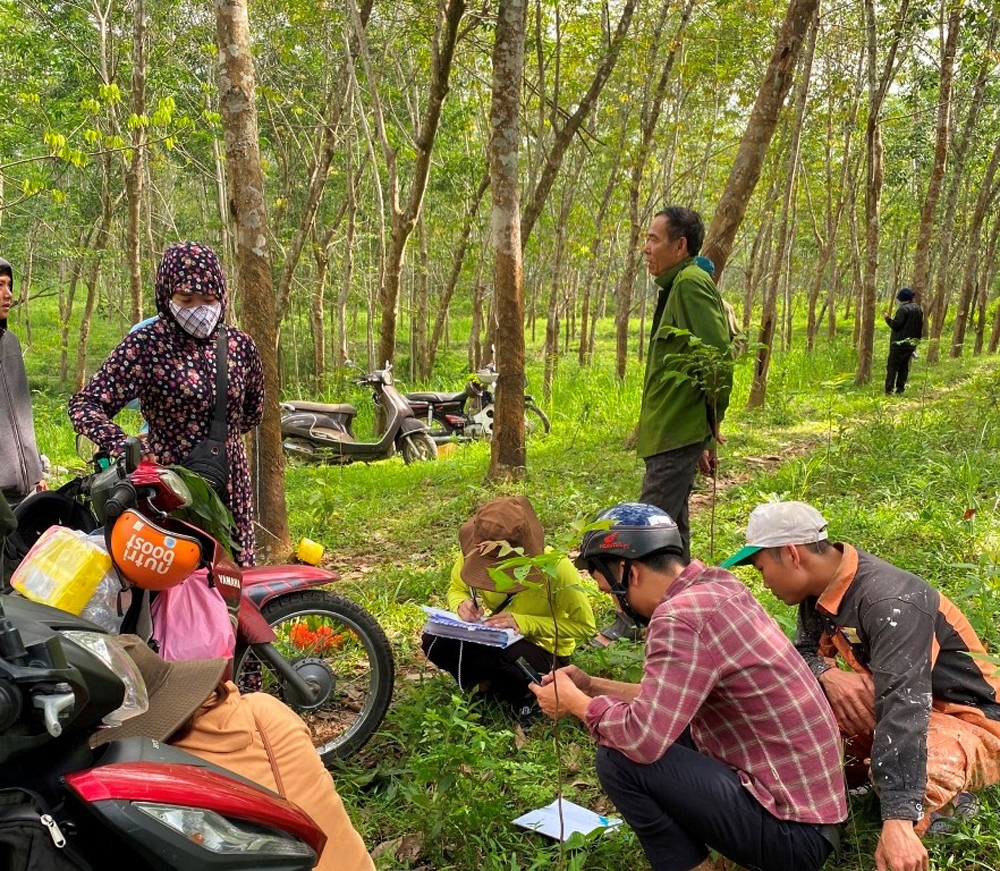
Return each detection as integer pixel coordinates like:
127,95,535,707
157,469,193,508
62,631,149,726
135,804,314,858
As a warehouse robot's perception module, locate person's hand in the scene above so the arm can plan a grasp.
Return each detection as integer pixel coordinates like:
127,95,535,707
713,425,726,445
483,612,519,631
530,667,591,721
539,664,592,693
699,448,717,475
818,668,876,735
456,598,484,623
875,819,928,871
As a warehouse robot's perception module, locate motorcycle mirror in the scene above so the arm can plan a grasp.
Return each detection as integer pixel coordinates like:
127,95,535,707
75,434,98,462
123,437,143,473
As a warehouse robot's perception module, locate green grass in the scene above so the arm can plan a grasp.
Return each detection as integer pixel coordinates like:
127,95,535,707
14,302,1000,870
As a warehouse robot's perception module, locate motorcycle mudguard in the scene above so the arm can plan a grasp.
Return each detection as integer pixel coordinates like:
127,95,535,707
237,597,278,645
239,565,339,611
398,418,429,436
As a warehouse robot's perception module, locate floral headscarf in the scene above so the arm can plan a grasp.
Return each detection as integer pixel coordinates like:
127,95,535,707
154,241,229,321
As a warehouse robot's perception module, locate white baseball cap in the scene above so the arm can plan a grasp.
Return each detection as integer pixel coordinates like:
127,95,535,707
720,501,829,568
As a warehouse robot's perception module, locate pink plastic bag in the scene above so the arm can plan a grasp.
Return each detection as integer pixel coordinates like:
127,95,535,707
150,568,236,662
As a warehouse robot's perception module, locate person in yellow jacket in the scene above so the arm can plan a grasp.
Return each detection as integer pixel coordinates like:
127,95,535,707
96,636,374,871
421,495,596,721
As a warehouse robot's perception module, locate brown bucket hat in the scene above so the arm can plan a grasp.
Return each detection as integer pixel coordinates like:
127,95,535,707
92,635,227,747
458,495,545,592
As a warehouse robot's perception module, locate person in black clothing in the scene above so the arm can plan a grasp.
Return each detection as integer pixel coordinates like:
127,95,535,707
884,286,924,395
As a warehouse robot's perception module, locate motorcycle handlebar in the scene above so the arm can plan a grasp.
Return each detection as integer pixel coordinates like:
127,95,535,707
104,480,138,520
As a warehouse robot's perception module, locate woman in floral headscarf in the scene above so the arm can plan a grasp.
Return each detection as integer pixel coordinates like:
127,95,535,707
69,241,265,565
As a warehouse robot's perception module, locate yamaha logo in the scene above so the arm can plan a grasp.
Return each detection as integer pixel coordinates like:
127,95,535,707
215,572,242,589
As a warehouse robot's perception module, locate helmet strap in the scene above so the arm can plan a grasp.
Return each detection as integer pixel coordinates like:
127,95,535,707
594,557,648,627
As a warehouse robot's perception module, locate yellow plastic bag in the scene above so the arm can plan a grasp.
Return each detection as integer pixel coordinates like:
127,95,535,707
11,526,113,615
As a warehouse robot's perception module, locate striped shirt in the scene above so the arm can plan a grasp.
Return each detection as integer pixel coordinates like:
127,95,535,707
585,561,847,825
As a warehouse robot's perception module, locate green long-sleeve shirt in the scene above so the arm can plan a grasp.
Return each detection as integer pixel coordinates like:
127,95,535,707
636,258,732,459
446,551,596,657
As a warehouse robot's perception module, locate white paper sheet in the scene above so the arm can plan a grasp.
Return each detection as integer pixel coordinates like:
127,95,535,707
512,798,622,841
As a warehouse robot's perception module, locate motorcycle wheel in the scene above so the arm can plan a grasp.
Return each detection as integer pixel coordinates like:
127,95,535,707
525,403,551,436
232,589,395,763
399,431,438,463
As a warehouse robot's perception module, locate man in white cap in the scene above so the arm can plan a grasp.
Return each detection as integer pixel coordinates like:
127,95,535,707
723,501,1000,871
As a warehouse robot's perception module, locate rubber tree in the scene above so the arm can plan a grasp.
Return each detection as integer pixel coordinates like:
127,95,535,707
215,0,289,559
487,0,528,482
855,0,910,386
701,0,824,277
343,0,465,372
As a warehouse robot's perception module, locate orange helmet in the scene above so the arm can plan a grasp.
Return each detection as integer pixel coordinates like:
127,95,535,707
109,510,203,590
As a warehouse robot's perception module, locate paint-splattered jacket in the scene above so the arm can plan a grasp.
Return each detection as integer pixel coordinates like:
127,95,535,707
795,544,1000,821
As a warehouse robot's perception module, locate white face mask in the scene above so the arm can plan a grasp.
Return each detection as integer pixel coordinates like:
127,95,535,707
169,301,222,339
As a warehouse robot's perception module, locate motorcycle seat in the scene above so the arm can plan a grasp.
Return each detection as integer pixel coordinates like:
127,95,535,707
284,400,358,415
406,391,466,404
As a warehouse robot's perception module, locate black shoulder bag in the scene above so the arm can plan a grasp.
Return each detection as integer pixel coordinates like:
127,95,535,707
181,332,229,497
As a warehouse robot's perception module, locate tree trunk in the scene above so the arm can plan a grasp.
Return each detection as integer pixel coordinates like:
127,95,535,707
426,173,490,377
913,1,960,361
126,0,147,325
215,0,289,560
614,0,695,380
76,156,116,390
702,0,823,277
275,1,373,322
363,0,465,370
519,0,637,246
950,138,1000,356
338,149,358,366
747,13,816,408
487,0,528,482
856,0,910,386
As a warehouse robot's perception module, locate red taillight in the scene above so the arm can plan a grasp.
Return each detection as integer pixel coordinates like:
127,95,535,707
444,415,464,426
64,762,326,856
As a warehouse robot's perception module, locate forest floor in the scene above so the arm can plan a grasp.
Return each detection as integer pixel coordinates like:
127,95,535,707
25,315,1000,871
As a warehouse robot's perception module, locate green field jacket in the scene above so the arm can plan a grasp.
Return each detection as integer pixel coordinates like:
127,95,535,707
636,258,732,459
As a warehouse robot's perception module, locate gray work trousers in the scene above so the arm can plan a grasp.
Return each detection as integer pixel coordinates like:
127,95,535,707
639,439,708,562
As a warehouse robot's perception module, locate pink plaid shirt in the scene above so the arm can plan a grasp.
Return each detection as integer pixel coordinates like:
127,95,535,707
585,561,846,825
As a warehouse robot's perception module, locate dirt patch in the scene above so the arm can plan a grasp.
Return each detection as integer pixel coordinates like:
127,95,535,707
689,436,821,514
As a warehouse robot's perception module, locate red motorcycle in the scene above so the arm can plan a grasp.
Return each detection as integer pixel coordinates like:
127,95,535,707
5,438,394,764
0,592,326,870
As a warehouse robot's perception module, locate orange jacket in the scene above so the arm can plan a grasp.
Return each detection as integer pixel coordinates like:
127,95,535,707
173,682,374,871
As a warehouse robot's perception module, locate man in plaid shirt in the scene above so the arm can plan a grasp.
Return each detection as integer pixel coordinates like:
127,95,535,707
531,503,846,871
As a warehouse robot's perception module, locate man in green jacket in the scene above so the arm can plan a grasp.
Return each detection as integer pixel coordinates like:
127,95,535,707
637,207,732,561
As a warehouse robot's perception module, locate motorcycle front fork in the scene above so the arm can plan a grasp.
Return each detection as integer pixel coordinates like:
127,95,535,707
250,641,323,707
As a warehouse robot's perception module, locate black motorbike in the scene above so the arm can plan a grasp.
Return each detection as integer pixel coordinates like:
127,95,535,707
0,594,325,870
404,364,551,443
281,363,437,464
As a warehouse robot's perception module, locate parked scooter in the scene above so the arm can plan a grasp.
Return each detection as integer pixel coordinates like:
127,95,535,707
404,364,551,443
0,593,325,870
281,363,437,464
5,438,394,764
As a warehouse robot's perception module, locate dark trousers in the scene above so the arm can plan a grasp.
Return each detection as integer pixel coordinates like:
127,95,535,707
420,633,566,706
596,739,833,871
885,343,914,394
639,439,707,562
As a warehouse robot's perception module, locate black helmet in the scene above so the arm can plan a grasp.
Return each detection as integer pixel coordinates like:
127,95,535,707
576,502,683,568
5,491,97,563
576,503,683,626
